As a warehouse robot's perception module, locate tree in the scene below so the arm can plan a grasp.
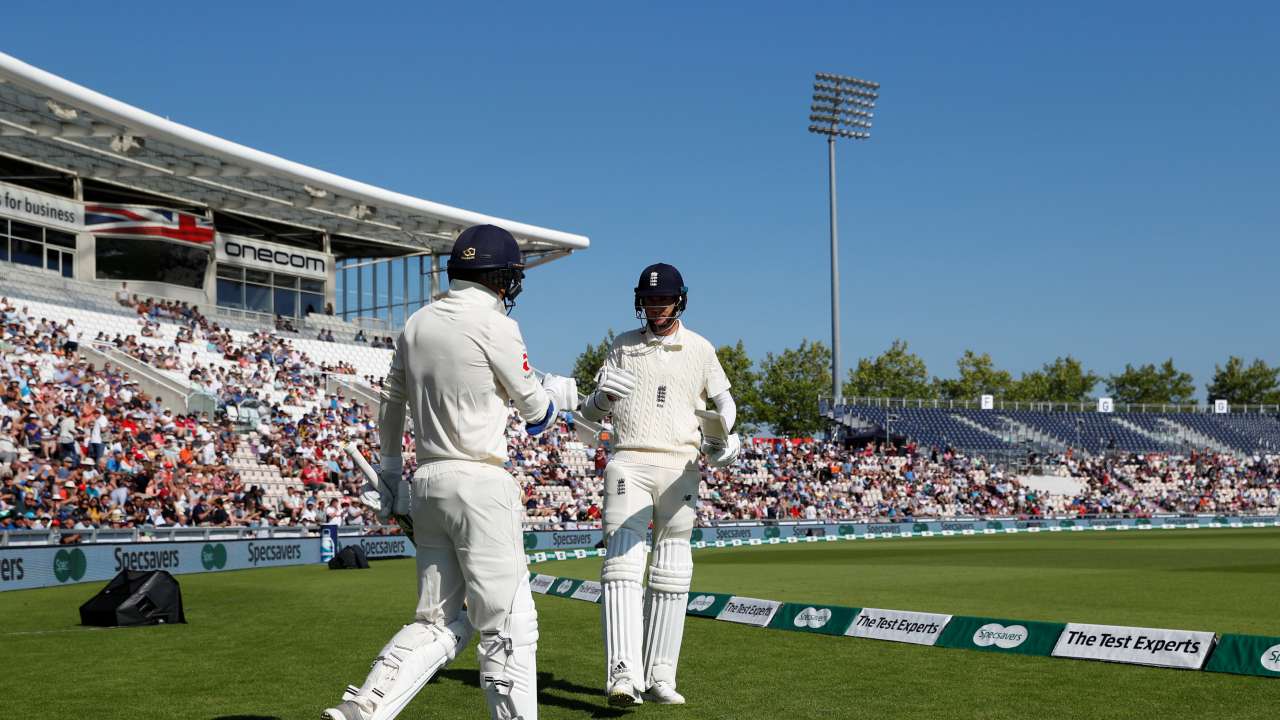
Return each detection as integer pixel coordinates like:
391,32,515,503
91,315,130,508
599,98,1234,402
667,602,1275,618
934,350,1013,400
1008,356,1100,403
1205,356,1280,405
1105,359,1195,405
843,339,934,400
716,340,763,434
757,340,831,436
571,329,615,395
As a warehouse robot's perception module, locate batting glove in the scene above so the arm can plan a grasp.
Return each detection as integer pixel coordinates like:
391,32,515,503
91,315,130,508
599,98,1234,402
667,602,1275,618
703,433,741,468
594,366,637,409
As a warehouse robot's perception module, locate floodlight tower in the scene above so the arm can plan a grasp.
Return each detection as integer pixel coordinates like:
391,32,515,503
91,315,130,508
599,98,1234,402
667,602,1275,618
809,72,879,409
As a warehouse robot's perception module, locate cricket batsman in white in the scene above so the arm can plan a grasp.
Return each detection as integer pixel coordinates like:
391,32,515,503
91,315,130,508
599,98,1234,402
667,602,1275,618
324,225,573,720
577,262,740,706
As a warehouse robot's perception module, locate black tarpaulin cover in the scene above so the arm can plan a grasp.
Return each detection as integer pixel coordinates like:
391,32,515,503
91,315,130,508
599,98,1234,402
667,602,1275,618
79,570,186,627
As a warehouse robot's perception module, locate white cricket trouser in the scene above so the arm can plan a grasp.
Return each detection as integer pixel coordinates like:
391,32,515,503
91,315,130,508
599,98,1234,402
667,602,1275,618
602,458,700,540
412,460,528,629
412,460,538,719
601,457,699,691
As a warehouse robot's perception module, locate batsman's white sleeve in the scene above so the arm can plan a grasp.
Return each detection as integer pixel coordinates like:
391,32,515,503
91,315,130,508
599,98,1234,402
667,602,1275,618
378,333,408,460
710,390,736,433
485,315,551,423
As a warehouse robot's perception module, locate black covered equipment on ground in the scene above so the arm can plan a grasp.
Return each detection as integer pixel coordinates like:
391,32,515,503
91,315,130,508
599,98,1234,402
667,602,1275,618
328,544,370,569
79,570,186,627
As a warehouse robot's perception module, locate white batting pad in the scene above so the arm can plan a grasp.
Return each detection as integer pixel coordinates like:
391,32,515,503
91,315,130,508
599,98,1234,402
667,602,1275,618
601,527,646,688
344,613,472,720
478,573,539,720
643,538,693,688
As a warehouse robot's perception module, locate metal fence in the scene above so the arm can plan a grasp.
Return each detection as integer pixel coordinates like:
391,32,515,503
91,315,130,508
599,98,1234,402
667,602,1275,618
8,513,1279,548
825,396,1280,414
0,524,391,547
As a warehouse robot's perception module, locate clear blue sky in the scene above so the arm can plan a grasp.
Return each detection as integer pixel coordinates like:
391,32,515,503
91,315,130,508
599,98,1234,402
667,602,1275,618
8,0,1279,397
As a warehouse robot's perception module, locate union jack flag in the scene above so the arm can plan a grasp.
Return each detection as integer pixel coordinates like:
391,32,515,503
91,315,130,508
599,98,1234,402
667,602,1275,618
84,204,214,245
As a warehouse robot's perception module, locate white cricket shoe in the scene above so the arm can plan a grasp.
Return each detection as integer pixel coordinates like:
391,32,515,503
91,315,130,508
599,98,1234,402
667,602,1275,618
642,680,686,705
607,677,643,707
321,700,368,720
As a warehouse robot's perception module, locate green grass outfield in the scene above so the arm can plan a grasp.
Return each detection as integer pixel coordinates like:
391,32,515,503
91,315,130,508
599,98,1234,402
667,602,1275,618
5,529,1280,719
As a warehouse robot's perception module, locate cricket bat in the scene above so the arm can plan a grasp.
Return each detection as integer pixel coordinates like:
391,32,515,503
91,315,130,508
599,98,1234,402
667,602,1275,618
345,441,415,543
695,409,729,443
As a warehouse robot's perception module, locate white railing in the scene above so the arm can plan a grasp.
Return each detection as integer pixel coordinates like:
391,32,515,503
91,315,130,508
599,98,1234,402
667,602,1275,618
826,396,1280,414
0,524,397,547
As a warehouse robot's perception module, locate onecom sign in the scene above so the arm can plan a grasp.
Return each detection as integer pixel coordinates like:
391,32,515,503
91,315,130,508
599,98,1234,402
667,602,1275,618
216,234,327,279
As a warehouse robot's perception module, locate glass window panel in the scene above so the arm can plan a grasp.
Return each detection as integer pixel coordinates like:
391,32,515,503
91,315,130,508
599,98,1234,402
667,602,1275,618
216,264,243,280
347,266,360,313
300,293,324,317
46,250,58,272
409,259,423,305
45,230,76,249
216,279,244,309
61,257,73,278
10,221,41,242
390,304,405,328
245,268,271,285
390,258,406,306
340,267,348,315
273,273,299,289
273,288,297,318
364,263,377,308
0,238,8,262
300,278,324,293
94,237,209,288
378,261,391,309
12,239,43,268
244,284,271,314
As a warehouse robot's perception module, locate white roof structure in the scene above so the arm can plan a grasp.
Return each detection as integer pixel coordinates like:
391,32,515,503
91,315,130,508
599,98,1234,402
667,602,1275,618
0,52,589,256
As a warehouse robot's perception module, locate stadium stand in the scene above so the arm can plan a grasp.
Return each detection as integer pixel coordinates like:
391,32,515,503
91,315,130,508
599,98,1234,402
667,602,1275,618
0,50,616,537
0,286,1276,536
2,291,1276,537
839,404,1280,457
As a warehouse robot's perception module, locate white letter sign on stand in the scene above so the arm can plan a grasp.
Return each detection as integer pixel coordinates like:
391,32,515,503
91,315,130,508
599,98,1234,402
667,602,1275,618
980,394,994,410
1214,399,1229,414
1097,397,1114,413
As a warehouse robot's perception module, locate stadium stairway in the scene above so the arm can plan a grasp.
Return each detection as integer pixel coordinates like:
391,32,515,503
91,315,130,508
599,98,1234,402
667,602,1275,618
1105,412,1172,445
325,375,380,411
227,443,341,507
78,342,211,415
950,413,1025,445
950,412,1066,458
1158,416,1242,457
228,444,286,501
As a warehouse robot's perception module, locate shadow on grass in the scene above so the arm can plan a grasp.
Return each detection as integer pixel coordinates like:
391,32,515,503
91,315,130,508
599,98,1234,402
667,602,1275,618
210,716,282,720
436,668,629,718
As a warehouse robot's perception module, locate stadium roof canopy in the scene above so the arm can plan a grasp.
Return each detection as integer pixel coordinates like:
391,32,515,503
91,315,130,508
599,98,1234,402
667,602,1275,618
0,52,588,258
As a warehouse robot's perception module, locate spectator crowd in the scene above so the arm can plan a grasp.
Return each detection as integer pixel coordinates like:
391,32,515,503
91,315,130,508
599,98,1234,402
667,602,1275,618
0,293,1278,537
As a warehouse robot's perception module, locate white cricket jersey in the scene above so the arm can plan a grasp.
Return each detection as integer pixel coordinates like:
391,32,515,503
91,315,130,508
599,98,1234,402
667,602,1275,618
379,280,550,466
603,322,730,468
